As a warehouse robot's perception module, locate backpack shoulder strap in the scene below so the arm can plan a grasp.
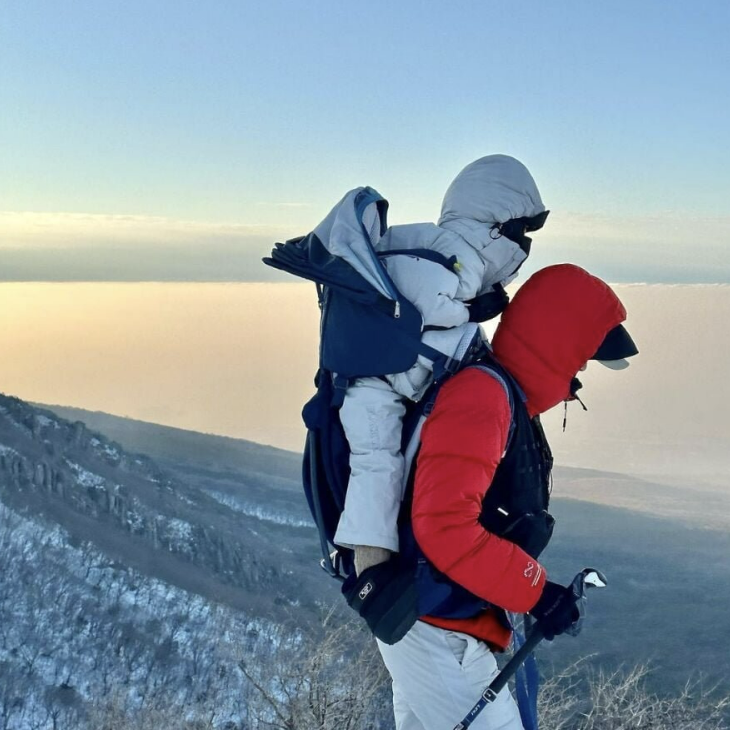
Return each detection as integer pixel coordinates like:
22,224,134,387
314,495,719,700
401,358,519,492
469,363,518,454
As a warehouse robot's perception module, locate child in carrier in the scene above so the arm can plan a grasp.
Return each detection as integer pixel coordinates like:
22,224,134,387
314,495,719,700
332,155,548,574
265,154,548,578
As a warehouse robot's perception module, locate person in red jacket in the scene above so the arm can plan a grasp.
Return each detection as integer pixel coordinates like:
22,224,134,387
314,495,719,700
376,264,638,730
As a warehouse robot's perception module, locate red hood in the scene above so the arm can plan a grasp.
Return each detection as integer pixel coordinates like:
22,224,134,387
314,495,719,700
492,264,627,416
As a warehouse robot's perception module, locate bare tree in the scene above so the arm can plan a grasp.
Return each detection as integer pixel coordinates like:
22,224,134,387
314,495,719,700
537,660,730,730
0,661,26,730
238,612,391,730
86,692,218,730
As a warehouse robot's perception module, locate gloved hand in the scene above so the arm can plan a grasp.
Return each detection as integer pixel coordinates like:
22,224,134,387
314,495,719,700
529,580,582,641
342,558,419,645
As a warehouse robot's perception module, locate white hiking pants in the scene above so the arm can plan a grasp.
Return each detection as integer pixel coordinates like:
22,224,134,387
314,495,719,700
377,621,524,730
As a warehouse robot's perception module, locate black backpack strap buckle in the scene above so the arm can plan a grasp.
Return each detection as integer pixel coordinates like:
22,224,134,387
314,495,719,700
330,374,350,408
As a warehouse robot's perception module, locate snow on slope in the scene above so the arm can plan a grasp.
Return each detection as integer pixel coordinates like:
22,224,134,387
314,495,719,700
0,502,284,730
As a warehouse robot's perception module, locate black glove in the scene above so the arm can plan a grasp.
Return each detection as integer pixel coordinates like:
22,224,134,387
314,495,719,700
529,580,582,641
342,559,419,645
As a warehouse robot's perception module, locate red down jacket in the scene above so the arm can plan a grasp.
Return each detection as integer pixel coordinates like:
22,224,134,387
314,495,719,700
412,264,628,650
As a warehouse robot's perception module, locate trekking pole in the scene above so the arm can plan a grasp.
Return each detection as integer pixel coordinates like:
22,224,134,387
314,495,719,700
452,568,608,730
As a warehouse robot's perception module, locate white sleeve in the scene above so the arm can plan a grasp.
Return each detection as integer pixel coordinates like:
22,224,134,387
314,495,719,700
334,376,406,552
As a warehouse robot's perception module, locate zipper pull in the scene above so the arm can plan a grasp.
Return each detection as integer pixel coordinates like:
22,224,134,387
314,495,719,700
394,300,401,319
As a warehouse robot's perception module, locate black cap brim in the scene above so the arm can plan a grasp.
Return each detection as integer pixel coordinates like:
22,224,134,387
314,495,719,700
592,324,638,361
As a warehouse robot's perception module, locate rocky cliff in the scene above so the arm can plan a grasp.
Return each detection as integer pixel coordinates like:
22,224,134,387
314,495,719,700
0,393,330,621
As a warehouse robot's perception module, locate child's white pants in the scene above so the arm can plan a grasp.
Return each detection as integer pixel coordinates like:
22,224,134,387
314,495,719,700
334,324,477,552
377,621,524,730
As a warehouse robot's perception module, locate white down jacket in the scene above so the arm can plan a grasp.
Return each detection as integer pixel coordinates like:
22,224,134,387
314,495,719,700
333,155,546,552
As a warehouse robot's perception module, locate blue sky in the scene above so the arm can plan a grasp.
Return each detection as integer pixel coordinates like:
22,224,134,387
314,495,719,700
1,1,728,282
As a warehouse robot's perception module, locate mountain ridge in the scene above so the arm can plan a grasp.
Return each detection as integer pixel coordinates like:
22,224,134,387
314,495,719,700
39,401,730,531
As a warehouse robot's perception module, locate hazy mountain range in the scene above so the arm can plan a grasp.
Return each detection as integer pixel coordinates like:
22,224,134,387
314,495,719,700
1,394,729,727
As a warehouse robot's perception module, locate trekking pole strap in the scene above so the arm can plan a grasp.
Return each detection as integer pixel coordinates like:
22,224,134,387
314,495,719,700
452,624,544,730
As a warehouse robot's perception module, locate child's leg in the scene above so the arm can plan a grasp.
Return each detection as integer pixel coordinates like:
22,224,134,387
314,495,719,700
335,376,406,553
334,325,481,555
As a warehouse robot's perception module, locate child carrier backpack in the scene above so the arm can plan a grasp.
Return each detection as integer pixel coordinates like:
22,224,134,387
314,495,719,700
263,187,508,382
262,186,554,613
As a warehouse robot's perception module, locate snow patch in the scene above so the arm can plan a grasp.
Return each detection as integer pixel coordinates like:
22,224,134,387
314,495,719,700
206,490,313,528
90,437,120,460
165,517,194,544
35,415,59,429
64,460,106,489
126,510,145,533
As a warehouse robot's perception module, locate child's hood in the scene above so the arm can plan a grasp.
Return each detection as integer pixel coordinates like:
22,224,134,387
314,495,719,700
436,155,546,295
439,155,545,227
